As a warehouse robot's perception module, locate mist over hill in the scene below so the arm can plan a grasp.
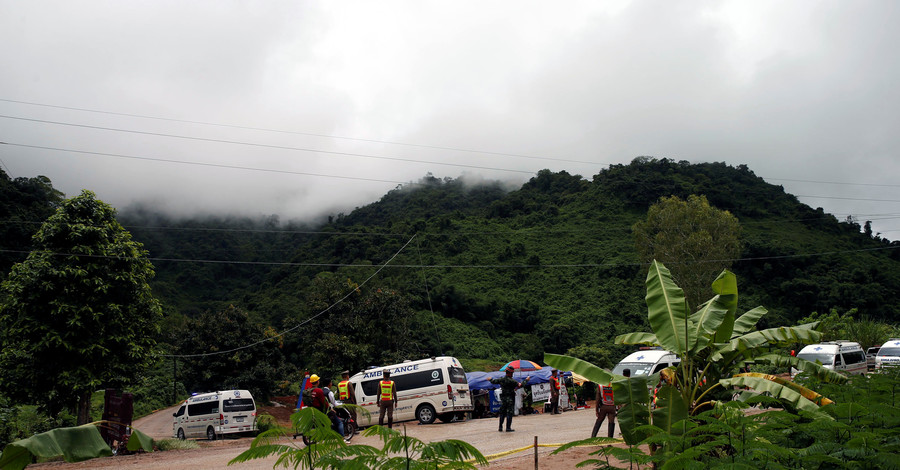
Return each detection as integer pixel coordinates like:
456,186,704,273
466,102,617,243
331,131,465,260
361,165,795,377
5,159,900,370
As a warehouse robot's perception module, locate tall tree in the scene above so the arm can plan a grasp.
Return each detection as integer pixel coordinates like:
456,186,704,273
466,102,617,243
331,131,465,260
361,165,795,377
0,190,162,424
632,194,742,310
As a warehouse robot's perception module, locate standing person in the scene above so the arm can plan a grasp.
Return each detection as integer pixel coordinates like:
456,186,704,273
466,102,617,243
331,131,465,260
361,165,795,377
550,369,561,414
378,369,398,429
489,368,530,432
337,370,357,432
593,369,630,439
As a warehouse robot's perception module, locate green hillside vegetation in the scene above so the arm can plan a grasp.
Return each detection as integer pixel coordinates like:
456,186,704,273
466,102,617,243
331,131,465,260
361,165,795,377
3,159,900,402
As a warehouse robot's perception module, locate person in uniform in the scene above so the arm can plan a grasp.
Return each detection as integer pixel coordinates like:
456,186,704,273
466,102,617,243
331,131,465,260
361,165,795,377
378,369,398,429
337,370,357,432
593,369,629,438
489,368,530,432
550,369,561,414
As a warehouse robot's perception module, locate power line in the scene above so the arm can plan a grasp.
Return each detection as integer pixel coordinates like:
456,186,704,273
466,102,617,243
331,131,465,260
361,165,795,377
4,100,900,194
3,142,411,185
2,244,897,269
0,97,601,167
160,234,418,358
0,116,534,175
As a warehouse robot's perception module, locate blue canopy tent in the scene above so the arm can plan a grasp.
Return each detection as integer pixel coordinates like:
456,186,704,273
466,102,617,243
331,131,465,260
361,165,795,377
466,369,573,414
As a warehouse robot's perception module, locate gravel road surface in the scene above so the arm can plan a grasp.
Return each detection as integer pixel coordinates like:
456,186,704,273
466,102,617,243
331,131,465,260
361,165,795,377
30,407,616,469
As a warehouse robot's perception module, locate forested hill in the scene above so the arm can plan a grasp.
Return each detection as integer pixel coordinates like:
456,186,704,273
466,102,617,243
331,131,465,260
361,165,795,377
5,159,900,368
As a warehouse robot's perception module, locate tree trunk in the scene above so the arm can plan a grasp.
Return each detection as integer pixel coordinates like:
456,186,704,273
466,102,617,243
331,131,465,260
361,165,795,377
77,391,92,425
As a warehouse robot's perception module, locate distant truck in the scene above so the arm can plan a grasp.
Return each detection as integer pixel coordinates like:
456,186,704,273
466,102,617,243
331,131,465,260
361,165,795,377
349,356,474,425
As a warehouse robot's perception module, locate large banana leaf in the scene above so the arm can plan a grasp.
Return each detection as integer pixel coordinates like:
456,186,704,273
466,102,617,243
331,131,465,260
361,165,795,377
544,353,613,384
615,331,659,346
718,375,825,412
731,306,767,337
714,326,822,361
613,375,653,445
0,424,113,470
645,260,693,355
688,294,728,353
754,353,849,384
125,426,154,453
732,372,835,406
709,270,737,344
651,384,689,436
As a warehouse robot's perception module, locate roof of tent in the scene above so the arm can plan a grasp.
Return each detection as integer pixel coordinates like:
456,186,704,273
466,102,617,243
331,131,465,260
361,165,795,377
466,368,572,391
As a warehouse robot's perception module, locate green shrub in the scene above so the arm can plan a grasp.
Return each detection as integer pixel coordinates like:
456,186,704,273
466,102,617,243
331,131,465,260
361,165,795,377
255,413,278,433
156,438,200,451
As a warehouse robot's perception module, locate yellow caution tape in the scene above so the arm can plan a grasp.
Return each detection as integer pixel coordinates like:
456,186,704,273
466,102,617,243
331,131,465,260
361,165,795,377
467,440,622,463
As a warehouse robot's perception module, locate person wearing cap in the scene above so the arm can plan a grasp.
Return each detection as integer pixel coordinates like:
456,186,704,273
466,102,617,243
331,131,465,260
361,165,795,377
337,370,357,431
308,374,328,414
378,369,398,428
550,369,561,414
489,368,530,432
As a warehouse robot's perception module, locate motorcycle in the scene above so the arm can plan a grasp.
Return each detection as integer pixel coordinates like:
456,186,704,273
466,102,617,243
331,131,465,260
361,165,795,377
296,401,356,445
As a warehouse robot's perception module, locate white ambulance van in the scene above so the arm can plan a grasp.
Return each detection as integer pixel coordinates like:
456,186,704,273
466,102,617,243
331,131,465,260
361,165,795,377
875,338,900,370
349,356,473,426
173,389,257,440
612,349,680,377
794,341,867,376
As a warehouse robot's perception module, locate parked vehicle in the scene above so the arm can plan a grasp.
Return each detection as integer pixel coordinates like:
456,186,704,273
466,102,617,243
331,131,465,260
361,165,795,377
173,390,257,440
793,341,867,377
349,356,473,425
612,348,679,377
866,346,881,371
875,338,900,370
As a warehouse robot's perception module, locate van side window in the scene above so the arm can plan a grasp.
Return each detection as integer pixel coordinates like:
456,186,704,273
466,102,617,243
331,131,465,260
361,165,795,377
842,351,865,365
175,405,185,417
361,369,446,396
188,401,218,416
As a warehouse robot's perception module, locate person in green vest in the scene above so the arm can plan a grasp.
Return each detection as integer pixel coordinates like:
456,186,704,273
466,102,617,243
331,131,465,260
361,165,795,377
378,369,398,429
490,368,530,432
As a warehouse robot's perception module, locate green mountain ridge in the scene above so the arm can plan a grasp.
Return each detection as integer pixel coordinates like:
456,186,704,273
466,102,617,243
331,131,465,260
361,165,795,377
4,159,900,375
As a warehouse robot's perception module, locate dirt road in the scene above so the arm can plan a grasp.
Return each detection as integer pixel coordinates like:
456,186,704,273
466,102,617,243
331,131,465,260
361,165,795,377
31,408,615,469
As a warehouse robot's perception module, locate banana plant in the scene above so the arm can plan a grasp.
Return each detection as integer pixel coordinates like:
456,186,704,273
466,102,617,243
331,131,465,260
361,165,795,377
549,260,846,446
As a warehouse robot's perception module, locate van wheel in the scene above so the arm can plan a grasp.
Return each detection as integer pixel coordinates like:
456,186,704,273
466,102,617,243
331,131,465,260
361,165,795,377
206,427,216,441
177,428,185,440
416,404,436,425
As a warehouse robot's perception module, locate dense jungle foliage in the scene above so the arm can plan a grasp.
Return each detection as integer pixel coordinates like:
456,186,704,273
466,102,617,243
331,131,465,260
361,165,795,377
3,159,900,402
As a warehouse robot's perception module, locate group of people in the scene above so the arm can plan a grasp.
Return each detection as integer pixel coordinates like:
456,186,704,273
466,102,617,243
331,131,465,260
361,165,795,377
305,366,627,440
304,371,356,440
488,366,628,440
305,368,400,437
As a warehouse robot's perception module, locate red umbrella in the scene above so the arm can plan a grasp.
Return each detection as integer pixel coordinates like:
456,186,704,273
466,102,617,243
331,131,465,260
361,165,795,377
500,359,543,371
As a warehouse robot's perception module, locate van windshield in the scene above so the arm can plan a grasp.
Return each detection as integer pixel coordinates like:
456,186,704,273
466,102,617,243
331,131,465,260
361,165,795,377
877,347,900,357
798,353,834,366
612,362,654,376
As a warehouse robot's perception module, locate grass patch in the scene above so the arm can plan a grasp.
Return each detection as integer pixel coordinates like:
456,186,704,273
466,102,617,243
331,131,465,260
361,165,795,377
156,438,200,451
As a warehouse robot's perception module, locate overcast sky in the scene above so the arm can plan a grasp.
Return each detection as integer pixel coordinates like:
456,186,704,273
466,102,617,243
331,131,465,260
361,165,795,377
1,1,898,238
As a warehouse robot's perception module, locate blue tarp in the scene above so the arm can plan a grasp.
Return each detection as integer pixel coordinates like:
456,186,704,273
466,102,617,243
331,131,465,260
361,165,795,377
466,369,572,391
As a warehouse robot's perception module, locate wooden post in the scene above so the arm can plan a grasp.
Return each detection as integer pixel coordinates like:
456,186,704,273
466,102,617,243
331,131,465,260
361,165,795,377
534,435,538,469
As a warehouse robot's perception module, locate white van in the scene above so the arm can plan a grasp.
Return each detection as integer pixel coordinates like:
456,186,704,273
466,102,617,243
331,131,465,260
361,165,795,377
349,356,473,426
173,389,257,440
612,349,680,377
794,341,867,376
875,338,900,369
